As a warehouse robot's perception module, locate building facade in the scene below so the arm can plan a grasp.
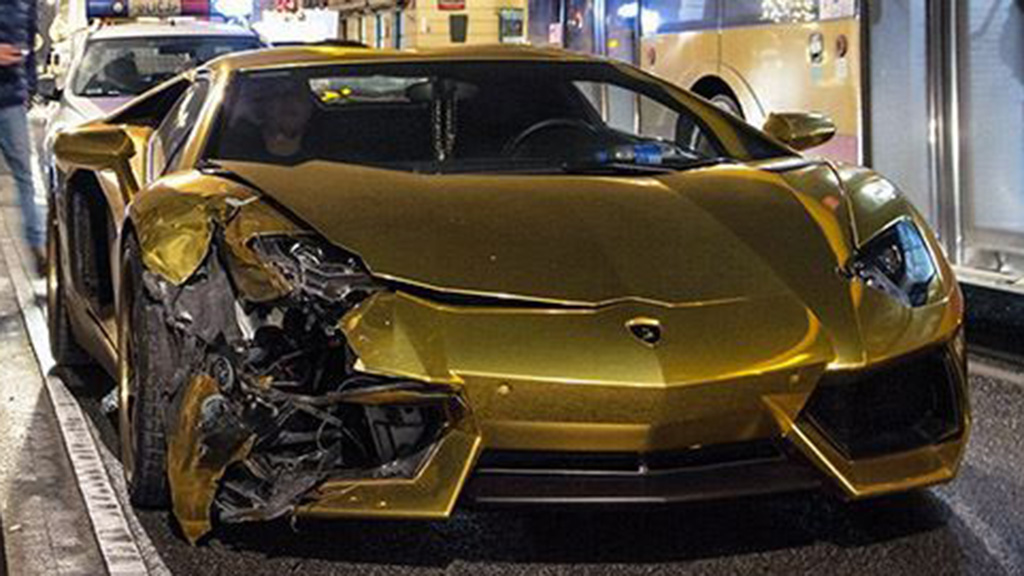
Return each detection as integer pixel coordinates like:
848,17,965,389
327,0,527,49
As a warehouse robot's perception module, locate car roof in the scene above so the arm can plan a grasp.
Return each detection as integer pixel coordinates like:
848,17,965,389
88,18,258,41
204,44,604,73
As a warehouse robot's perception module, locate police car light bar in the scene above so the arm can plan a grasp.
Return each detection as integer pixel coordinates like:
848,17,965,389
87,0,212,19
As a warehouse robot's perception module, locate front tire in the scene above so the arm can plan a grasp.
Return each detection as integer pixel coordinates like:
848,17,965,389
118,234,170,508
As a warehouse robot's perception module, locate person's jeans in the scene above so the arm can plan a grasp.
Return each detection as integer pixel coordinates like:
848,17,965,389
0,104,44,249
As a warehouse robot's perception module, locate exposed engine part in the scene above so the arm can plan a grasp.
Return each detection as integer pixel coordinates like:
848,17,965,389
100,388,119,416
367,405,433,464
250,235,380,311
209,354,236,393
148,231,458,544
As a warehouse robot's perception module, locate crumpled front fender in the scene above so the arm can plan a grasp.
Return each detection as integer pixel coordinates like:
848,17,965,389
128,171,300,301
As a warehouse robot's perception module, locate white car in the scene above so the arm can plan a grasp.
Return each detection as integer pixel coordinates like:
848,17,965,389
39,18,263,191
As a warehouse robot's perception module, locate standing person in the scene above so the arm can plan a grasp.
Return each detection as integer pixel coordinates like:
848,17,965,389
0,0,45,275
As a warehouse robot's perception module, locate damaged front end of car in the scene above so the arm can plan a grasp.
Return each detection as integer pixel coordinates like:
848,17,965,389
129,185,480,544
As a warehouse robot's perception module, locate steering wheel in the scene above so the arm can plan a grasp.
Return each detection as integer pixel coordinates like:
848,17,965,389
503,118,599,157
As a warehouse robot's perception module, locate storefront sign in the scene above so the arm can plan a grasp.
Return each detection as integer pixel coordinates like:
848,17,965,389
438,0,464,10
499,8,524,43
548,22,562,45
820,0,855,20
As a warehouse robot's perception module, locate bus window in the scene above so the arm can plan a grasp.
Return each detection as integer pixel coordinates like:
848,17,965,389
641,0,718,36
723,0,818,27
528,0,563,46
604,0,639,63
566,0,597,52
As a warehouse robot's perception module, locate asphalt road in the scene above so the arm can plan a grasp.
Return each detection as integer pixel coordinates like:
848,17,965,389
57,353,1024,576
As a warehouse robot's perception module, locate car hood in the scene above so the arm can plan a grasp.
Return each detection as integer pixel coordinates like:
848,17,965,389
218,160,856,307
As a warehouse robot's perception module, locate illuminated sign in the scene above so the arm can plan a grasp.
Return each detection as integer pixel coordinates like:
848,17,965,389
212,0,253,17
86,0,211,18
274,0,298,12
761,0,816,24
820,0,856,20
437,0,465,11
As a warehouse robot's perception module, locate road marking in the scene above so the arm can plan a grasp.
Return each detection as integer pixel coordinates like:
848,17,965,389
936,489,1021,576
969,356,1024,388
1,236,169,576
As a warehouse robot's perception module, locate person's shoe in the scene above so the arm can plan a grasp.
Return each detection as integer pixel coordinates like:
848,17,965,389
30,246,47,278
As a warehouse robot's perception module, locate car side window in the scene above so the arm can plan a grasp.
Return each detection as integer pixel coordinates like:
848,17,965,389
150,79,211,178
723,0,819,26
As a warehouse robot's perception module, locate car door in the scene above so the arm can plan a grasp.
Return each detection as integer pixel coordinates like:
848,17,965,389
54,75,207,366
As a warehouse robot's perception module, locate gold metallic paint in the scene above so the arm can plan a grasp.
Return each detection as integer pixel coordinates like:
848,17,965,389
221,199,304,302
300,426,482,520
763,112,838,151
167,374,255,544
126,171,302,292
54,123,140,199
338,288,967,496
343,290,830,452
216,160,860,308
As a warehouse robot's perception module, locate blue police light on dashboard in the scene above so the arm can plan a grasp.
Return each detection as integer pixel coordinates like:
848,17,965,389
88,0,127,17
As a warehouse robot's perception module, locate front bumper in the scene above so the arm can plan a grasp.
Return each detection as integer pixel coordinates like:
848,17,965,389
461,440,823,507
294,336,969,520
783,342,969,499
170,283,967,536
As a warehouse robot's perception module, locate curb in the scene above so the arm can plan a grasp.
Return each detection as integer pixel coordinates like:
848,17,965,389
1,232,169,575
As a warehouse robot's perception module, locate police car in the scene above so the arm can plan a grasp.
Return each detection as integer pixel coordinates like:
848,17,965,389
39,10,264,191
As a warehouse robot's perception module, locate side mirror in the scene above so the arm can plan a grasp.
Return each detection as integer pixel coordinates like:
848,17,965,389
37,74,61,101
762,112,836,151
54,124,139,194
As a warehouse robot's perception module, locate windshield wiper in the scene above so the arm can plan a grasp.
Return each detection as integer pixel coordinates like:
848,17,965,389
671,156,737,171
559,156,738,175
342,156,736,176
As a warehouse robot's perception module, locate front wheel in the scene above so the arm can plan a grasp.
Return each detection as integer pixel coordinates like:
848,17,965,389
118,234,170,508
708,93,744,119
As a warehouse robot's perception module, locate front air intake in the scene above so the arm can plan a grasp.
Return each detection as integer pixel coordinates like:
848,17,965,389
801,349,963,459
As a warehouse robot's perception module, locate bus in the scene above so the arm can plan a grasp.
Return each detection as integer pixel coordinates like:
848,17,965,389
528,0,863,163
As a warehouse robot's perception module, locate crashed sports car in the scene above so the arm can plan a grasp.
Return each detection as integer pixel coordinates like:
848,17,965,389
50,45,969,543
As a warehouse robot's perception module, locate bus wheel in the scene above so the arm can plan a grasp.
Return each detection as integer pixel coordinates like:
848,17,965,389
708,93,744,119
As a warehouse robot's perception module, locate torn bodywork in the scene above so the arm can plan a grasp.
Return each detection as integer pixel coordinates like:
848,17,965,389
137,195,474,544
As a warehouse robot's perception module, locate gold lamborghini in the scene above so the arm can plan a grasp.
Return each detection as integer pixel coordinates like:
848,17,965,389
49,45,969,543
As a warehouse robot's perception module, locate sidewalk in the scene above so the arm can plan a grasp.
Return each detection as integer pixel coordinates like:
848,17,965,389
0,182,107,574
1,110,169,572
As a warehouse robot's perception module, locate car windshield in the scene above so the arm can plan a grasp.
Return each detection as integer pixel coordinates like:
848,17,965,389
206,61,791,175
72,36,262,97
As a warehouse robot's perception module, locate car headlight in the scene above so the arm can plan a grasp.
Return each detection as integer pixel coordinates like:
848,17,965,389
250,235,380,305
847,219,936,307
